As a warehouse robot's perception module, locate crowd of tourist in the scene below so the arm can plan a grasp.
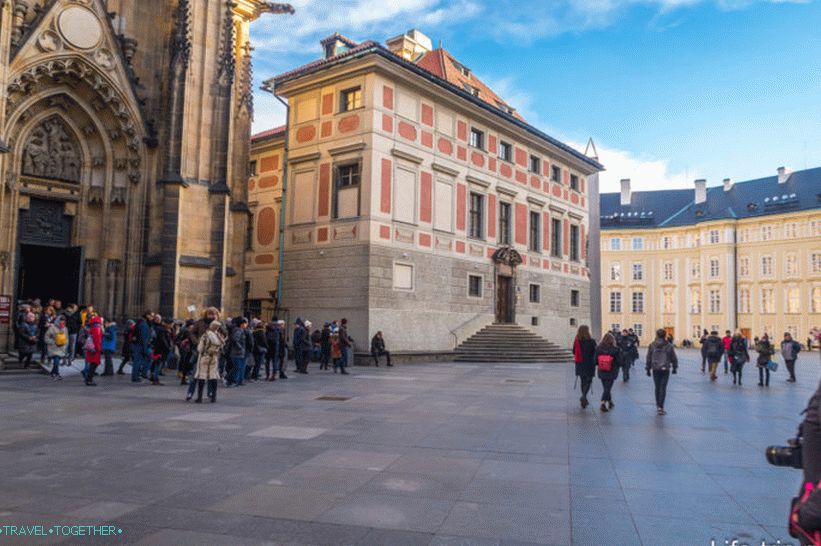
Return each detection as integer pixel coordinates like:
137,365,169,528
13,299,393,403
574,325,819,416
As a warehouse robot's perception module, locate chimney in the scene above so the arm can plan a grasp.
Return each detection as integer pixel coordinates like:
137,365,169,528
723,178,733,192
386,29,432,61
694,179,707,205
777,166,792,184
620,179,632,206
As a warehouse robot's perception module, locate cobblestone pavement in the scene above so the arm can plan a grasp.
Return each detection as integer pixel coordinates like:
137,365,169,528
0,349,818,545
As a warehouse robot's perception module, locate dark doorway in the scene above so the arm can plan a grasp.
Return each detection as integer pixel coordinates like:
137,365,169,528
17,244,82,305
495,275,514,324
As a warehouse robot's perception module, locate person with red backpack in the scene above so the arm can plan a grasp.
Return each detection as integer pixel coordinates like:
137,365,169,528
573,325,597,409
595,332,621,412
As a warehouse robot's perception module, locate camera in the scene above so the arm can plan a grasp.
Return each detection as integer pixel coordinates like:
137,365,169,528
765,435,803,469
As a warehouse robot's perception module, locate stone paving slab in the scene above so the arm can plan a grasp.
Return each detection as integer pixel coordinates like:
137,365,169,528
0,348,818,544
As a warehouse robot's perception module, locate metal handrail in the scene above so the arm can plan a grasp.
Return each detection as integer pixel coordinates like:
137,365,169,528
449,311,491,349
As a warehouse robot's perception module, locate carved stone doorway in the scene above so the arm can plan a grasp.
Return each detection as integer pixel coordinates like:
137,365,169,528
491,246,523,325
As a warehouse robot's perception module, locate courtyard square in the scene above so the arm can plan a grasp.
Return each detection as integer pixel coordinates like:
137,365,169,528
0,349,817,545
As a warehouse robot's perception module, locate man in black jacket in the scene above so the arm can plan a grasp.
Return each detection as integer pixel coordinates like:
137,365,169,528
370,331,392,367
704,330,725,382
63,304,81,366
797,380,821,538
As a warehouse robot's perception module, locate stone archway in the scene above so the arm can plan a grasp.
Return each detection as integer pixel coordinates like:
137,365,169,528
491,246,523,324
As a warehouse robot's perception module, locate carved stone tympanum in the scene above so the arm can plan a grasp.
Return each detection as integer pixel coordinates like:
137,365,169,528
22,116,82,183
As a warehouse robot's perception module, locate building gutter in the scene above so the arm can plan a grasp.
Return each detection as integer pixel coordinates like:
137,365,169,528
264,84,289,315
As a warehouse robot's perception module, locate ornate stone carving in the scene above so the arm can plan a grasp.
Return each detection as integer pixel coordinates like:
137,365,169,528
492,246,524,268
94,49,115,71
87,185,104,205
110,186,127,205
22,116,82,183
37,31,61,52
114,158,127,171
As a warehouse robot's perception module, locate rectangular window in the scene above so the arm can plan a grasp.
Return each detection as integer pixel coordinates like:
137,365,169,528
761,256,773,276
610,238,621,251
632,237,644,250
570,225,580,262
709,289,721,314
529,155,540,173
761,225,772,241
498,141,512,161
434,180,454,232
784,223,797,239
571,289,580,307
393,262,414,290
529,211,540,252
739,256,750,277
738,288,751,314
529,284,540,303
812,287,821,313
786,287,800,313
812,252,821,274
633,324,643,338
663,262,673,281
811,220,821,237
761,287,775,314
786,254,798,276
662,236,672,249
468,192,484,239
340,87,362,112
691,260,701,279
709,230,720,244
551,218,562,258
710,258,719,278
469,127,484,150
248,160,258,177
333,162,361,219
468,275,482,298
609,291,622,313
611,323,622,333
631,291,644,313
498,202,511,245
632,263,643,281
570,174,579,191
610,262,621,281
551,165,561,183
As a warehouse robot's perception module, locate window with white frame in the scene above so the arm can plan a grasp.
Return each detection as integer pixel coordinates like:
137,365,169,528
662,236,672,249
784,223,798,239
468,192,485,239
633,324,643,338
811,220,821,237
632,263,643,281
610,262,621,281
812,287,821,313
738,256,750,277
761,255,774,276
631,291,644,313
663,288,674,314
469,127,484,149
709,230,720,244
692,325,701,339
786,254,798,277
610,238,621,251
690,287,701,314
761,225,772,241
333,162,361,219
812,252,821,274
663,262,673,281
709,289,721,314
498,141,512,162
761,287,775,314
691,260,701,279
786,287,801,313
739,229,749,243
709,257,720,278
632,237,644,250
609,291,622,313
340,87,362,112
738,288,751,314
393,262,414,290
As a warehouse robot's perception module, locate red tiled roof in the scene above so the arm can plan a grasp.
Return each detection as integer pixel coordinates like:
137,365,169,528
415,48,525,122
269,40,379,87
251,125,286,142
319,32,357,48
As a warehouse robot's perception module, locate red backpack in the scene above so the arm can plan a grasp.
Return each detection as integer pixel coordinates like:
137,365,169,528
791,482,821,546
597,353,614,372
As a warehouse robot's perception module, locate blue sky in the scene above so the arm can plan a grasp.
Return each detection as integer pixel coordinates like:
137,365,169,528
249,0,821,193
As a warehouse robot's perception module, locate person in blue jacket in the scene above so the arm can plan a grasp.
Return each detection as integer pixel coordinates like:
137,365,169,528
131,310,154,383
100,319,118,376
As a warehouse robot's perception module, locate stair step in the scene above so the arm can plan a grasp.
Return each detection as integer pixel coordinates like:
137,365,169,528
455,324,572,363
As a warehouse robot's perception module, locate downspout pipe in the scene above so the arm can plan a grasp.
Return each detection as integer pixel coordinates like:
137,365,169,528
265,85,289,316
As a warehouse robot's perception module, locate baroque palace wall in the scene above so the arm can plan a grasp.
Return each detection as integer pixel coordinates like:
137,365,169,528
247,31,601,351
0,0,292,352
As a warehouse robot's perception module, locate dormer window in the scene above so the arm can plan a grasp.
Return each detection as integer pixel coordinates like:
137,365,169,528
454,61,471,78
463,83,479,98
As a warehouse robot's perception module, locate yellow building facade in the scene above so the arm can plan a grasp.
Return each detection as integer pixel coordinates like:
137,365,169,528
601,171,821,346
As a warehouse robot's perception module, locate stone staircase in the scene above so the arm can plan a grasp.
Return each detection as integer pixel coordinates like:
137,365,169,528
455,323,573,363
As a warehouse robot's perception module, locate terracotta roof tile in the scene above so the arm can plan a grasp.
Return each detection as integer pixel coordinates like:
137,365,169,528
251,125,286,142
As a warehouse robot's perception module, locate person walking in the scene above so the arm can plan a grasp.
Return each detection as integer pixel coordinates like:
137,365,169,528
595,333,621,412
251,320,267,382
331,328,346,374
292,319,306,374
100,319,118,376
617,329,638,382
645,328,678,416
700,329,709,373
193,321,225,403
64,304,81,366
339,318,353,372
727,330,749,386
150,316,172,386
131,311,154,383
82,316,103,386
755,333,776,387
320,323,331,370
781,332,801,383
299,320,313,374
45,314,68,380
721,330,733,375
264,320,279,380
37,305,56,364
229,318,249,387
370,331,392,367
573,325,597,409
117,319,135,375
176,320,196,385
703,330,725,382
17,312,38,369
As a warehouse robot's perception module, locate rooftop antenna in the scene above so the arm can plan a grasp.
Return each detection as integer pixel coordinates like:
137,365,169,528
438,39,443,49
584,137,598,161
